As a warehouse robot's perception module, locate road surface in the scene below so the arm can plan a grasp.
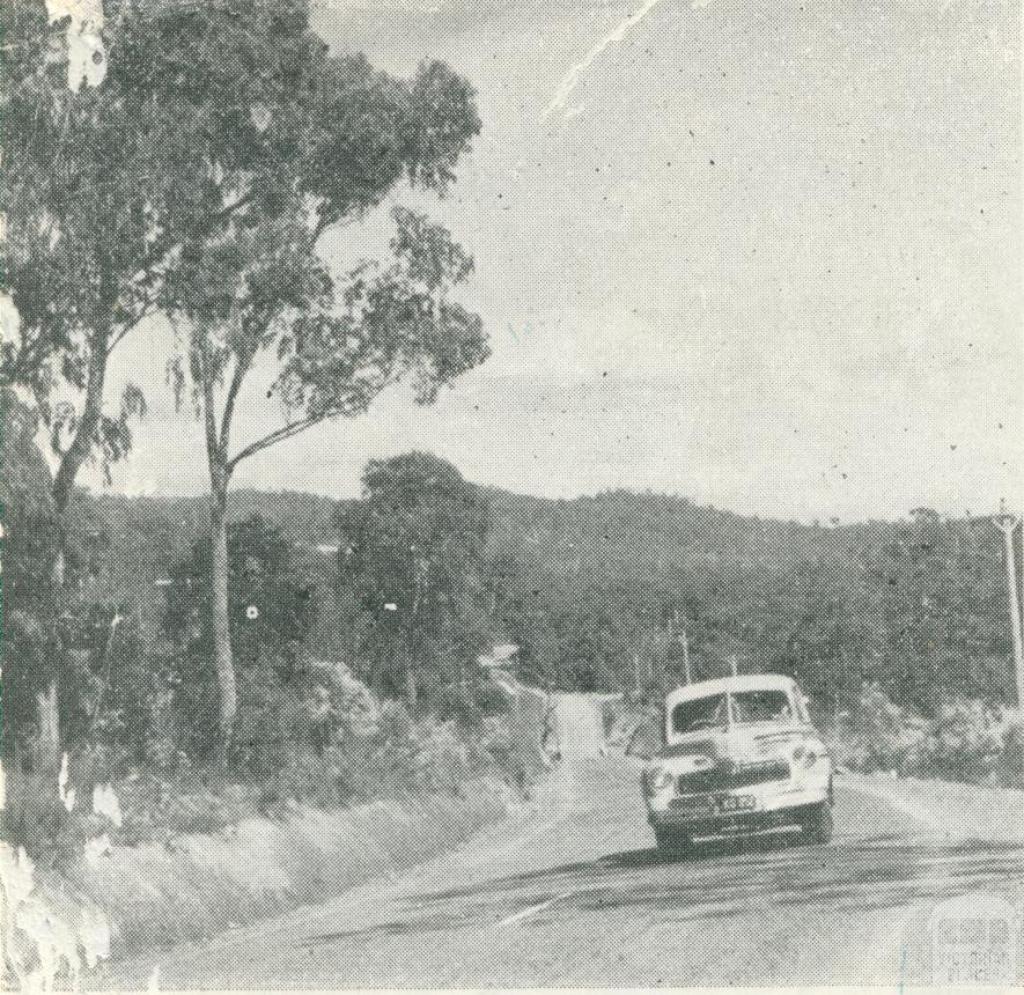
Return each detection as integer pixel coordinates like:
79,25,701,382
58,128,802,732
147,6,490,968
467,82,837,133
95,703,1024,989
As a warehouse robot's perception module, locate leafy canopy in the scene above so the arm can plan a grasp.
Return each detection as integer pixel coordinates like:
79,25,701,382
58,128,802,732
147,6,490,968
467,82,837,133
2,0,483,487
336,452,492,699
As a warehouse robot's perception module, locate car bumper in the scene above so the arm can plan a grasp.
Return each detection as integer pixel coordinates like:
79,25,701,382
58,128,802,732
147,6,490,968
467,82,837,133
647,776,831,834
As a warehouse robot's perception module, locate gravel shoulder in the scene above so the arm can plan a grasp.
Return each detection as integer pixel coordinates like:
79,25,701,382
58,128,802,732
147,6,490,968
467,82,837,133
840,770,1024,842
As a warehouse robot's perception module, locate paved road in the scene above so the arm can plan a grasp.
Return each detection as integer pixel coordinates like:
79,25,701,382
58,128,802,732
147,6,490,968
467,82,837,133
97,746,1024,989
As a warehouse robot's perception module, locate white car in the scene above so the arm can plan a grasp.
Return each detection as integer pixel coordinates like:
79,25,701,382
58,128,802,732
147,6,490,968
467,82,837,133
640,673,834,852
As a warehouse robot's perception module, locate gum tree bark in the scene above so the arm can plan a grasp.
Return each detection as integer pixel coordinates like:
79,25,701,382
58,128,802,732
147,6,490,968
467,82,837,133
37,316,113,773
200,341,239,769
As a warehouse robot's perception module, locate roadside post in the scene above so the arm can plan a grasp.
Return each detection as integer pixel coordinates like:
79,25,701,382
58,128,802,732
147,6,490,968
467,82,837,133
993,505,1024,786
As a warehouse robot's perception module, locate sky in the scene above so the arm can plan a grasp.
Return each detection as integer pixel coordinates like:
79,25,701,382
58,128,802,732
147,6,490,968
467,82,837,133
94,0,1020,522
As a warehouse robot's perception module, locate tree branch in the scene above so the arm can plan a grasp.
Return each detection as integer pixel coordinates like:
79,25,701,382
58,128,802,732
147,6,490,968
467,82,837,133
218,345,254,457
195,332,229,492
105,302,157,357
132,188,258,286
51,326,108,513
228,416,322,472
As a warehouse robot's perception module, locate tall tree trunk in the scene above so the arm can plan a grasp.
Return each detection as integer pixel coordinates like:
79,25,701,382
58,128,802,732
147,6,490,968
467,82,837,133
38,323,112,777
33,549,67,776
52,327,109,514
209,483,237,770
198,332,238,771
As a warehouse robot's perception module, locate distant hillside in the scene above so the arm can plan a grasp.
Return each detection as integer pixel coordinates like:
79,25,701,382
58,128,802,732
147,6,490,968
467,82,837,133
82,483,1016,710
483,489,1013,708
90,489,338,550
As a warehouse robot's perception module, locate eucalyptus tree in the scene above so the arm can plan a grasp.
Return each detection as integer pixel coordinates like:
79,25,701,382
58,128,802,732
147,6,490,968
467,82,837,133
336,453,492,707
163,62,487,761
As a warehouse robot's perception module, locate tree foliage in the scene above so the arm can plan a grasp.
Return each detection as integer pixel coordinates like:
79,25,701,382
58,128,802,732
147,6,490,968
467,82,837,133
336,453,492,707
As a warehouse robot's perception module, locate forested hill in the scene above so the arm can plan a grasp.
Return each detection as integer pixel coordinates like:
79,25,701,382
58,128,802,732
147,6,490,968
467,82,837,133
89,489,338,554
483,489,1013,709
84,484,1015,712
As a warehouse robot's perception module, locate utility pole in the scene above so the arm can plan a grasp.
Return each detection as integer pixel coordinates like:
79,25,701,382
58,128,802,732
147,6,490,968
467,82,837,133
729,654,738,678
681,626,692,685
994,507,1024,741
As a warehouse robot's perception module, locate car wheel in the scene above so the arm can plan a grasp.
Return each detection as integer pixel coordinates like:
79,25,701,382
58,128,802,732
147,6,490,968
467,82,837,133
654,828,694,856
801,801,834,844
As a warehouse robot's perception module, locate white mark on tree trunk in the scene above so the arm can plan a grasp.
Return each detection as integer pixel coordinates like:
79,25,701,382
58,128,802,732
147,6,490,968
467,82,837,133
58,752,76,813
44,0,106,89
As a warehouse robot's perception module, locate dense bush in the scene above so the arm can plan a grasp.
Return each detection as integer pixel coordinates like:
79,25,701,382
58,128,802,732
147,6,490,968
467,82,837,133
829,685,1023,788
905,702,1022,788
828,684,927,772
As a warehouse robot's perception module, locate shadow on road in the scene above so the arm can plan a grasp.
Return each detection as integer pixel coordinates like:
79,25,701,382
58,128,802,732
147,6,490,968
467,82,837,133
296,829,1024,956
295,831,1024,957
400,833,1024,935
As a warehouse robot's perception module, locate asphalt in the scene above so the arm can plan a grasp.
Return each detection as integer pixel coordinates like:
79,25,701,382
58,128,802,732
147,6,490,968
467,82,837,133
93,730,1024,990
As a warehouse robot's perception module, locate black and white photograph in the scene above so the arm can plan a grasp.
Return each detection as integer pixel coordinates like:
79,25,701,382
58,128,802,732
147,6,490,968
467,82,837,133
1,0,1022,989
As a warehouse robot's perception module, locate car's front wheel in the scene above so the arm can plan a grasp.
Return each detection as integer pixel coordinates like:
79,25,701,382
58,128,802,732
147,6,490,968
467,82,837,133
654,827,694,856
800,801,834,844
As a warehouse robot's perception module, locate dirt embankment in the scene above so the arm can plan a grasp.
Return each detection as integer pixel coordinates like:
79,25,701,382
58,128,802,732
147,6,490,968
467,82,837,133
6,688,591,982
62,780,513,957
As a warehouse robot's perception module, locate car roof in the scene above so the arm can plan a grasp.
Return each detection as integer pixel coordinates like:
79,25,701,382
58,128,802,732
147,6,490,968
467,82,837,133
664,673,797,711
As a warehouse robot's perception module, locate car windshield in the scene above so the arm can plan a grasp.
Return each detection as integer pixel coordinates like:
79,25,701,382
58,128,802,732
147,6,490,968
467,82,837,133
730,689,793,725
671,693,728,734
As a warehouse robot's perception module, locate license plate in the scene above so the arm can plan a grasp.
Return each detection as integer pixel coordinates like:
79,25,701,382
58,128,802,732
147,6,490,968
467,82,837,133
717,794,756,813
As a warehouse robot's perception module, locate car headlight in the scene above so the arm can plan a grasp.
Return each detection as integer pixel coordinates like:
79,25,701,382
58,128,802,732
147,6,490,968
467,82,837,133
643,766,673,795
792,740,825,768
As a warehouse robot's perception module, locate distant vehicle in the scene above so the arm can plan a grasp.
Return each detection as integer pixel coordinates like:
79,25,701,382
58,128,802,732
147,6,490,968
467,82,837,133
640,674,833,853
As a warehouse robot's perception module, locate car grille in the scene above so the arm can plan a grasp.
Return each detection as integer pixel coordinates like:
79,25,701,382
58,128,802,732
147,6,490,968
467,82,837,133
676,759,790,795
662,739,715,758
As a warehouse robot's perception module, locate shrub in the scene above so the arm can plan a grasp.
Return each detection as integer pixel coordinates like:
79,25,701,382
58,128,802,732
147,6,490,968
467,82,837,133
828,683,926,772
472,681,512,718
431,685,483,730
476,716,526,788
903,698,1007,784
829,685,1024,789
